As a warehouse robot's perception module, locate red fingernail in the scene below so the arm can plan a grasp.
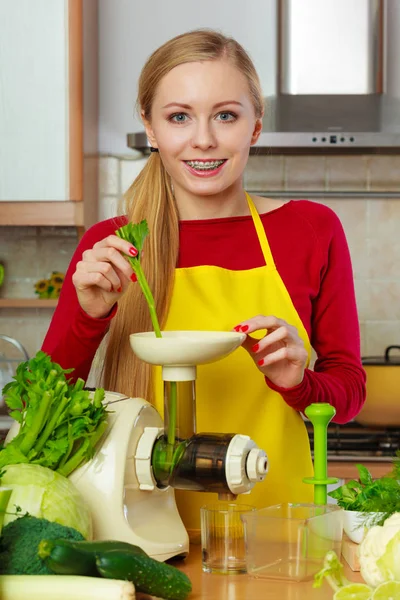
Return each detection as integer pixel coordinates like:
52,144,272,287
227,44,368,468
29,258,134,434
233,325,241,332
117,286,122,293
129,246,138,256
252,343,259,353
258,358,264,366
130,273,137,282
241,325,249,332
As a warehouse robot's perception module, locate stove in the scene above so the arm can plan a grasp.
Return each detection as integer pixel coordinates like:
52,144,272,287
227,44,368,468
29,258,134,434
306,421,400,462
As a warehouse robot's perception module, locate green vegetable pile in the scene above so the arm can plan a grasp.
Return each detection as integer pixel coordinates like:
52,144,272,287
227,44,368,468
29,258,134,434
116,220,162,338
0,351,108,477
329,456,400,525
37,537,192,600
0,515,84,575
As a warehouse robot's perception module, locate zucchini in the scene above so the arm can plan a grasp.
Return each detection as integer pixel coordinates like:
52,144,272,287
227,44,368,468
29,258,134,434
96,549,192,600
38,539,147,576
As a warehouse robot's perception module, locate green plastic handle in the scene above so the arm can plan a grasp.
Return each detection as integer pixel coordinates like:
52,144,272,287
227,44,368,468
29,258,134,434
303,403,338,505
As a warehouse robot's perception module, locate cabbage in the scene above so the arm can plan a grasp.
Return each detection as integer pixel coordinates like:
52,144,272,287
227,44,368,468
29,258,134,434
359,513,400,588
0,464,92,539
376,530,400,582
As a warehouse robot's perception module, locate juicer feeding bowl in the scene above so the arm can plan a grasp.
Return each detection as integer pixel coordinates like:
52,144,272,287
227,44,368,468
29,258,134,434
130,330,246,366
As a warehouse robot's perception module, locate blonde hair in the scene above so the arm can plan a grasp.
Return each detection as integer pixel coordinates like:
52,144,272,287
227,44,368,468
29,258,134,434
103,29,263,400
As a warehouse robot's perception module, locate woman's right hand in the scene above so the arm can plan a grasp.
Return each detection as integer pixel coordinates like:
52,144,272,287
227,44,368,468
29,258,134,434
72,235,138,319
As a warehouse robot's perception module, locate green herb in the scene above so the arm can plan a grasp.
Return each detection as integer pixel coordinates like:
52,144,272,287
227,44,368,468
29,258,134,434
328,458,400,525
116,220,162,338
0,351,108,477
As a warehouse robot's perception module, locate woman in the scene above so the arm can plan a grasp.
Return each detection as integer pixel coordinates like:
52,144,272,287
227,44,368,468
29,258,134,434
42,29,366,529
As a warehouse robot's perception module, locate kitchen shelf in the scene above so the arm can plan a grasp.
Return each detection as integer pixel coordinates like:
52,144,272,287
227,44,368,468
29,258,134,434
0,298,58,308
0,201,84,226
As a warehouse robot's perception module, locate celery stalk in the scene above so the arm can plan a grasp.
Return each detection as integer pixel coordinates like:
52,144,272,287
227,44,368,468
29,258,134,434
32,395,69,455
18,390,53,455
167,381,178,463
57,438,91,478
57,421,108,477
133,261,162,338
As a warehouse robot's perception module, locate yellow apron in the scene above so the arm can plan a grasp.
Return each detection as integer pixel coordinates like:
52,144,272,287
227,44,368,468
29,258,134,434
153,192,314,530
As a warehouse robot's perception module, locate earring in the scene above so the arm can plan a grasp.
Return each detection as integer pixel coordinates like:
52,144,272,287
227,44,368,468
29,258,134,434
150,147,159,153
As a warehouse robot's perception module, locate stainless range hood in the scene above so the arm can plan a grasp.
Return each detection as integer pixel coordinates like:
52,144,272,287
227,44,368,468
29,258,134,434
127,0,400,153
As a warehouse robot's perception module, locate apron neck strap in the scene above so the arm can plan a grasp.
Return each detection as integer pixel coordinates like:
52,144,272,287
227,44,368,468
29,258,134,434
245,192,276,269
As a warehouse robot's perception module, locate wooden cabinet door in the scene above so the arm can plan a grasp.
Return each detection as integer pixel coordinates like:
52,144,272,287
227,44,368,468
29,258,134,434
0,0,82,202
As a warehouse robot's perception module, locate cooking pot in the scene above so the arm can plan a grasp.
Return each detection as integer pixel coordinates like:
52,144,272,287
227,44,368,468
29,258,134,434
356,345,400,427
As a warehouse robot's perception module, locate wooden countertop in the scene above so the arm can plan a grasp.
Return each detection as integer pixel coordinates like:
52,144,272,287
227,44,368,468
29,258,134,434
138,544,363,600
328,460,392,479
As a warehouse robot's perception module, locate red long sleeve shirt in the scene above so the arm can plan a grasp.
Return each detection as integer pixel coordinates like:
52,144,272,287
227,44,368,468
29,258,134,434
42,199,366,424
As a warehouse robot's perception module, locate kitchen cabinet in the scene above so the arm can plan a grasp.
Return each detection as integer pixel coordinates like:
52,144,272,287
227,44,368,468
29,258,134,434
0,0,98,228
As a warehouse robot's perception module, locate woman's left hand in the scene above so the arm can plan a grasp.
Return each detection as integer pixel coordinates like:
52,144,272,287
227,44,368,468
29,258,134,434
233,315,308,389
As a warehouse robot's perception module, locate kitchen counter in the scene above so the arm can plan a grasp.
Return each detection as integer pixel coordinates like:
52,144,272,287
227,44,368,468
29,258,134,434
138,544,364,600
328,460,392,479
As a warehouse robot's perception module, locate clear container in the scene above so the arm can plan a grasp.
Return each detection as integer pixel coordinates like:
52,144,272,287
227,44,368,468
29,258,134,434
241,503,344,582
200,502,256,574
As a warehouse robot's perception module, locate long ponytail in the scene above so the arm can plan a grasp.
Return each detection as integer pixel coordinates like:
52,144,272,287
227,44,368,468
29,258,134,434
103,152,178,400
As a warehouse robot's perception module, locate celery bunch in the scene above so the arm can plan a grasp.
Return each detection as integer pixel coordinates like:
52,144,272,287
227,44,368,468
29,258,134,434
0,351,108,477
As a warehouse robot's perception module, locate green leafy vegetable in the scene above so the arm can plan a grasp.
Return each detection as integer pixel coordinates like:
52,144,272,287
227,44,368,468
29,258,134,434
328,459,400,524
0,351,108,477
0,465,92,539
116,220,162,337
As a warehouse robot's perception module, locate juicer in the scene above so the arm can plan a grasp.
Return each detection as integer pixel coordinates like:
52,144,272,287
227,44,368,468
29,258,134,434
69,331,268,561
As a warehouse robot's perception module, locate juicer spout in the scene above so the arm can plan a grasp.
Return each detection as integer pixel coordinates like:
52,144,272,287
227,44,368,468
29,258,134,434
218,492,237,502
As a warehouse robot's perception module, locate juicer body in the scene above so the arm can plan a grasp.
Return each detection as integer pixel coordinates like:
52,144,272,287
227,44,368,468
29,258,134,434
69,390,267,561
69,392,189,561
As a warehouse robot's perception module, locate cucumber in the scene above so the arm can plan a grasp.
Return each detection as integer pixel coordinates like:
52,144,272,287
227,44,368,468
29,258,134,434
63,539,148,556
96,549,192,600
38,540,98,576
38,539,147,576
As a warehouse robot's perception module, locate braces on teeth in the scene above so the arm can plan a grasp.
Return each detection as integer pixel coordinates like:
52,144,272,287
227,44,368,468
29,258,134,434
186,160,225,170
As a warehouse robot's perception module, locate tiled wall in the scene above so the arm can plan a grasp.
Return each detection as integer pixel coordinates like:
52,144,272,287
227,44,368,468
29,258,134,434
0,227,78,358
1,153,400,361
244,154,400,357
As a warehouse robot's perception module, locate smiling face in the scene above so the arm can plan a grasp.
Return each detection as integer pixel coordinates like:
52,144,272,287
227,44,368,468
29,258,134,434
143,59,262,202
